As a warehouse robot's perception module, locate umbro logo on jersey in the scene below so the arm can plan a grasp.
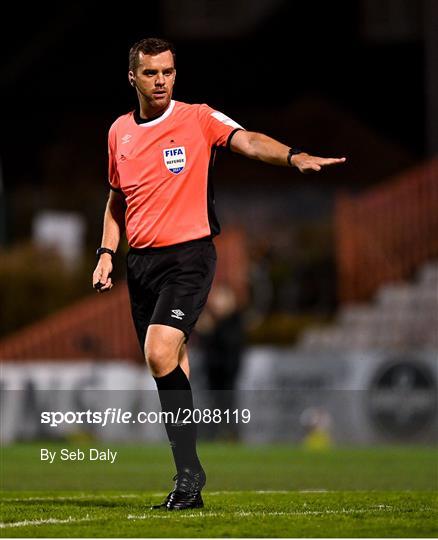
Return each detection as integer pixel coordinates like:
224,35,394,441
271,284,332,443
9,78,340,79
163,146,186,174
171,309,185,320
121,134,132,144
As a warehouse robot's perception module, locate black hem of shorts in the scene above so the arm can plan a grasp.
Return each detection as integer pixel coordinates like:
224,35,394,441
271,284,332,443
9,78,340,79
148,322,190,344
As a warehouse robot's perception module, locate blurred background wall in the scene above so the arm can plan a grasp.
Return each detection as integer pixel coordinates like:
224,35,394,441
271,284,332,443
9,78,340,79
0,0,437,445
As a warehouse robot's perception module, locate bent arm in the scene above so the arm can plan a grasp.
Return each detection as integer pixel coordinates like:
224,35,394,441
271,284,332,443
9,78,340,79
92,190,126,291
100,189,126,252
229,130,346,173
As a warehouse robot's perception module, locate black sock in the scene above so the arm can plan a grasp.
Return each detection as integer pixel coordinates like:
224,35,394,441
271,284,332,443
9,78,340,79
154,365,202,474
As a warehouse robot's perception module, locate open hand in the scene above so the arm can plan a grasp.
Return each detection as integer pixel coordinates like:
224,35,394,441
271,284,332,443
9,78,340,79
292,153,346,173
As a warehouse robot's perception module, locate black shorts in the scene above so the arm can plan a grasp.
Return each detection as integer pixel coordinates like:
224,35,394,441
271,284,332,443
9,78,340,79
126,236,217,349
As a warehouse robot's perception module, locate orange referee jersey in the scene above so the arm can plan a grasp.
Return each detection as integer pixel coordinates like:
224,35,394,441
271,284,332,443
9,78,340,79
108,100,243,248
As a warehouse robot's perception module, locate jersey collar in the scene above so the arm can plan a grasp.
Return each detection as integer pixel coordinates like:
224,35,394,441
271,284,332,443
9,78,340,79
134,100,176,127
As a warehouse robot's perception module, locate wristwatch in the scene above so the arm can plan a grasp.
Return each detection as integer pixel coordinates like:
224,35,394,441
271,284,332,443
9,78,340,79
96,247,115,259
287,147,303,167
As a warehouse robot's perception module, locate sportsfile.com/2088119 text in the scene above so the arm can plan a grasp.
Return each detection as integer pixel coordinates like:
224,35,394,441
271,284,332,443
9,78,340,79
40,408,251,428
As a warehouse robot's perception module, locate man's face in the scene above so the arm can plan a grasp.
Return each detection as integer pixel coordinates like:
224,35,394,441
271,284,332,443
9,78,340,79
131,50,176,107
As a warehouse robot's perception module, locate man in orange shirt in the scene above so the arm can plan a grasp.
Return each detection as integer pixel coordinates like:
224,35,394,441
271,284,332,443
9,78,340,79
92,37,345,511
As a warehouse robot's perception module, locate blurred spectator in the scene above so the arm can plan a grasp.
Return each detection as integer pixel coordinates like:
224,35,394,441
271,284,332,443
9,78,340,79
197,283,245,440
300,406,333,450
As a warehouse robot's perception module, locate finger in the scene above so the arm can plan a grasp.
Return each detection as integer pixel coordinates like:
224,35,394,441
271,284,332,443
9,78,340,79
305,162,322,171
93,270,108,290
301,164,320,173
318,157,347,165
92,272,102,288
92,267,101,281
96,268,109,286
98,283,114,293
99,277,113,291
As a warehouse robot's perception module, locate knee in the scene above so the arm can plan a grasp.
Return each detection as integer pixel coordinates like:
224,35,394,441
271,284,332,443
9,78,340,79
144,342,175,376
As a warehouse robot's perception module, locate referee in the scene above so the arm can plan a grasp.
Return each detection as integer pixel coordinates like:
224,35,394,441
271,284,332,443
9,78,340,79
92,37,345,511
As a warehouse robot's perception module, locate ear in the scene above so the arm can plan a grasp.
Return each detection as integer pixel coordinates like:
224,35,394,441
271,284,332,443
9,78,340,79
128,71,135,87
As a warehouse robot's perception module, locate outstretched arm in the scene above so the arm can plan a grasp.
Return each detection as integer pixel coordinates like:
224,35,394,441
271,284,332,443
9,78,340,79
229,130,346,173
92,189,126,292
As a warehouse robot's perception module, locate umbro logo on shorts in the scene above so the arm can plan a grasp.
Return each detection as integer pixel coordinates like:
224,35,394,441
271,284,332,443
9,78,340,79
171,309,185,320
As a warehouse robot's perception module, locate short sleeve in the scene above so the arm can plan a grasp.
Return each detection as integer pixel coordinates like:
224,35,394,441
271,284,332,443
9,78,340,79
197,104,244,148
108,125,121,192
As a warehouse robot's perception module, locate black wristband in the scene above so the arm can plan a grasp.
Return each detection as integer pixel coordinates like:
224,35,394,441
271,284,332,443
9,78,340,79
287,147,303,167
96,247,115,259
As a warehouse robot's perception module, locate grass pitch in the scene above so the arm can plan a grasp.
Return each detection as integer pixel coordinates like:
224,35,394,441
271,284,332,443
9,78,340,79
1,443,437,537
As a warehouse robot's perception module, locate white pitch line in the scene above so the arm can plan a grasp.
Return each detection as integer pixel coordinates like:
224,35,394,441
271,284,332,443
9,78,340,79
2,505,432,528
299,489,329,493
255,490,290,494
0,490,307,501
0,516,92,529
127,507,398,520
200,490,331,495
203,490,297,495
128,512,221,519
1,494,141,502
253,490,330,494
